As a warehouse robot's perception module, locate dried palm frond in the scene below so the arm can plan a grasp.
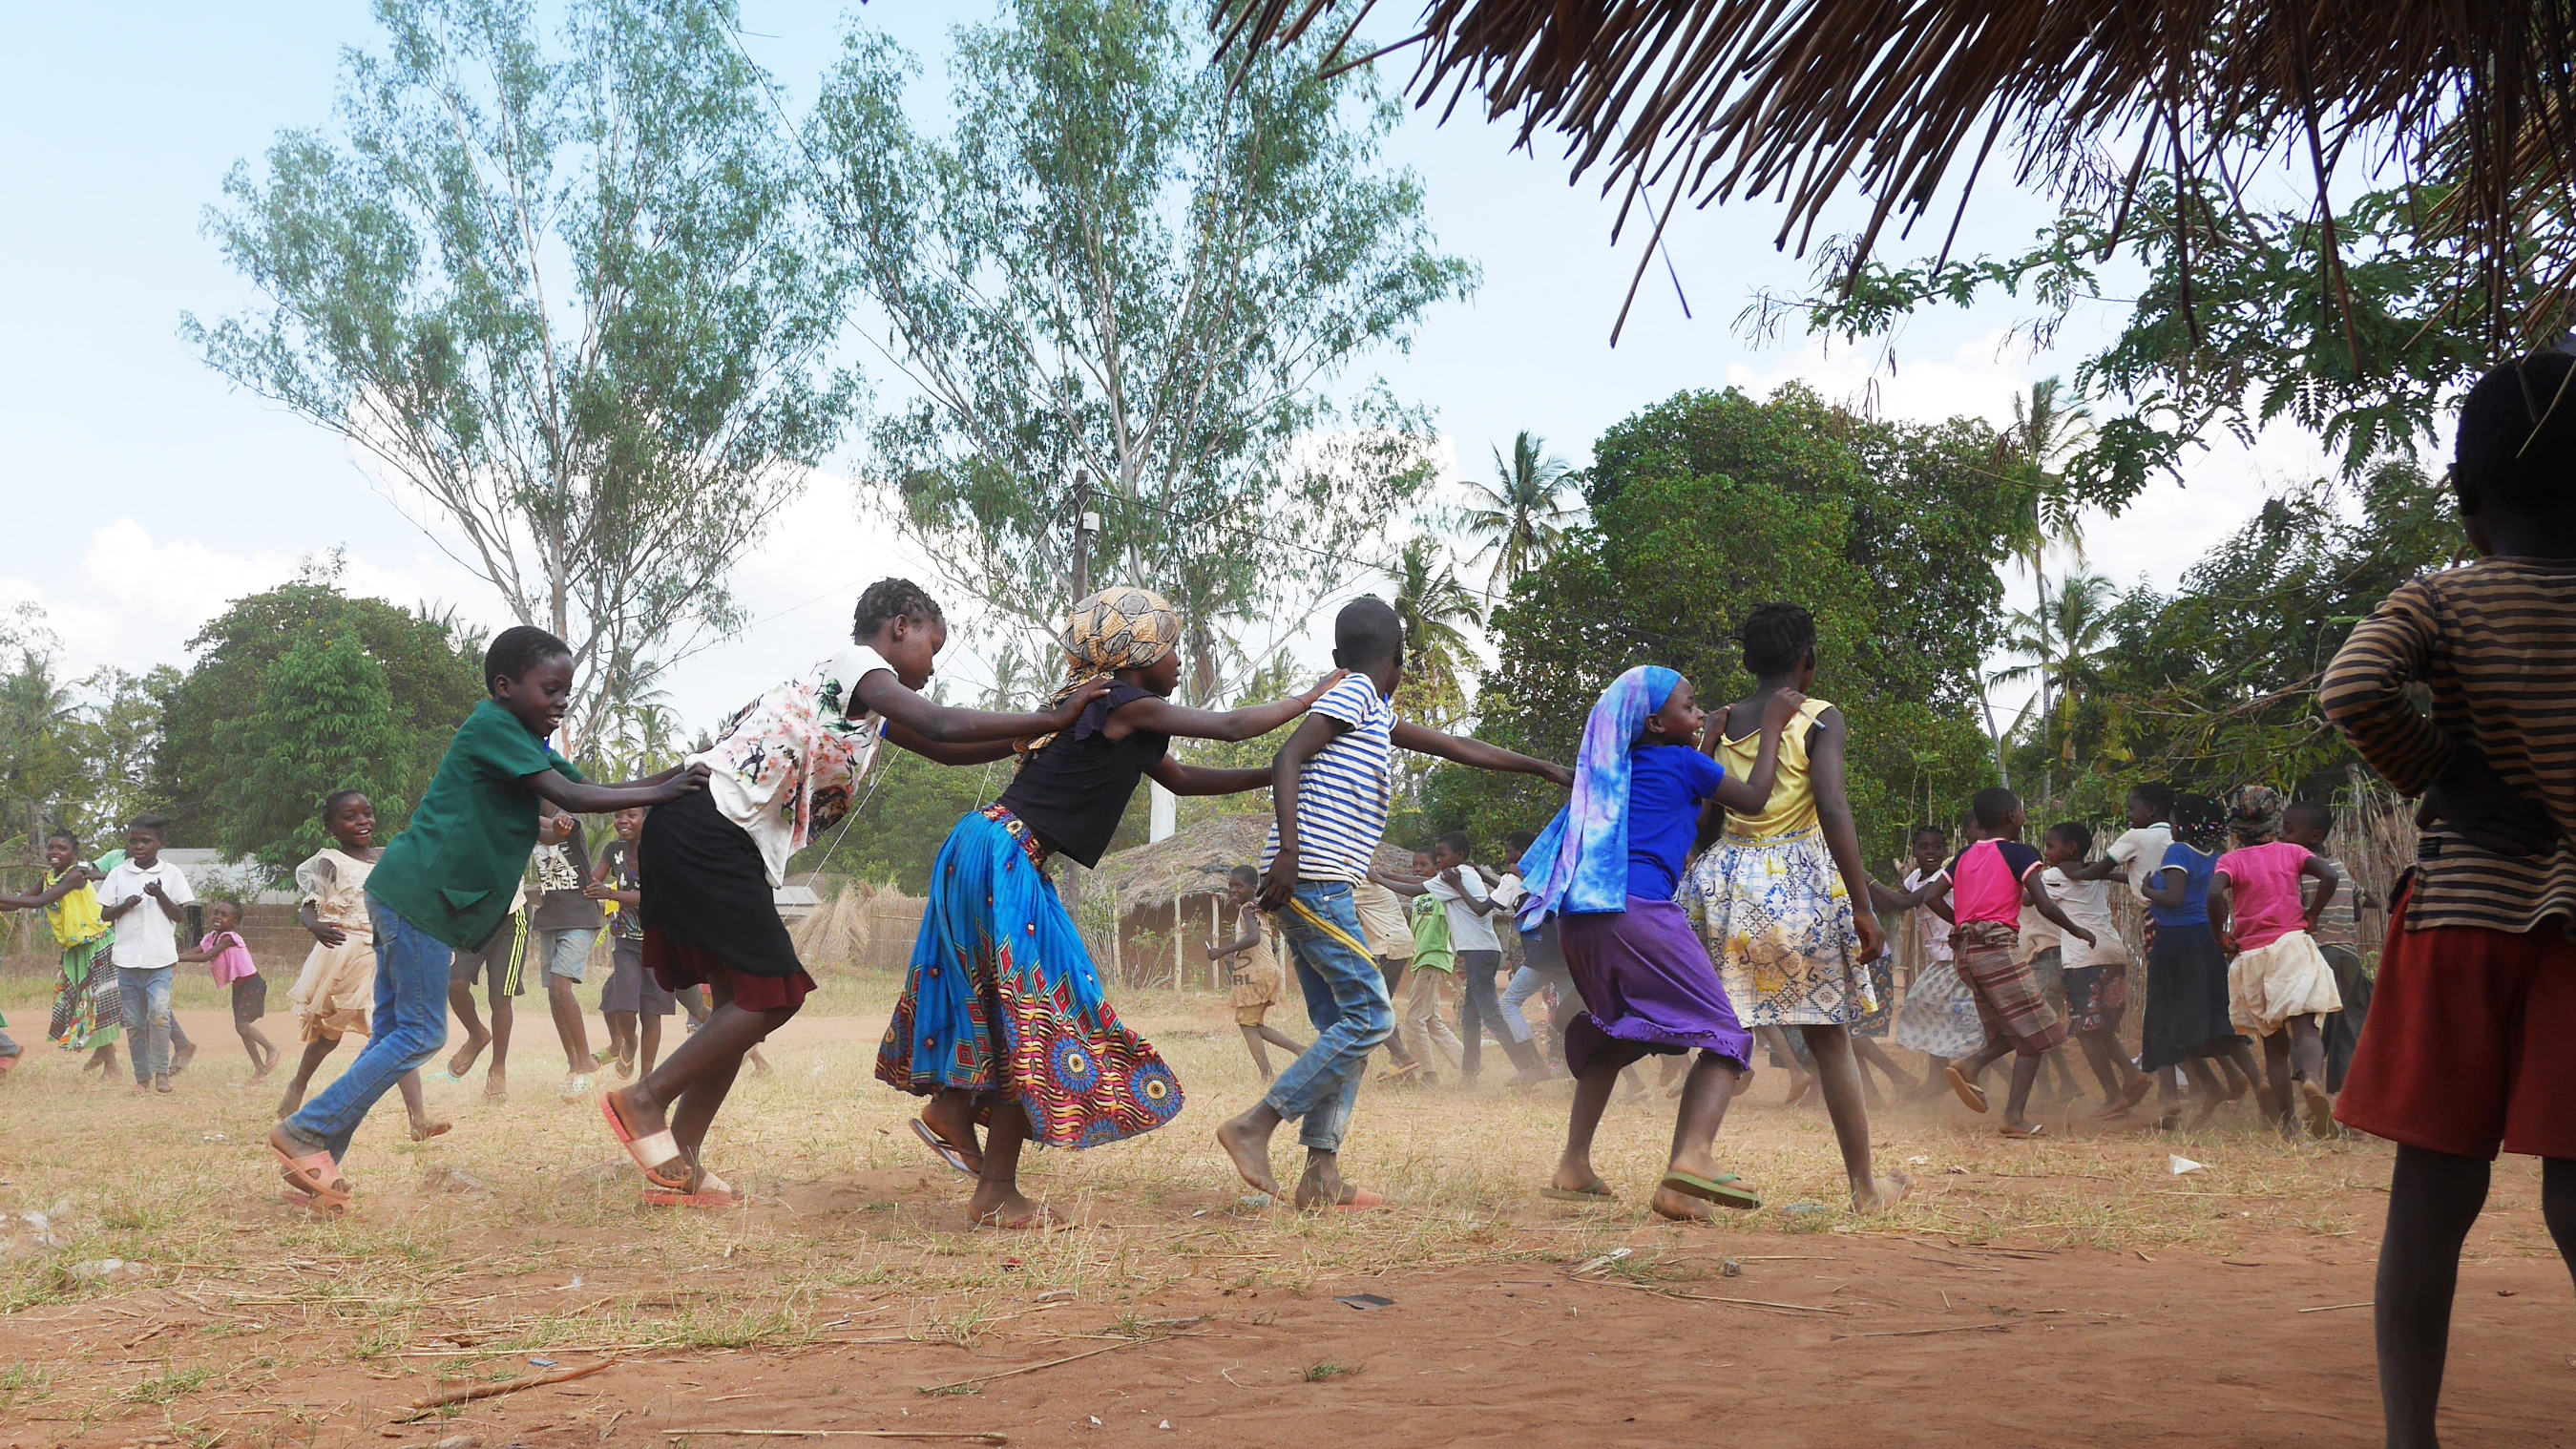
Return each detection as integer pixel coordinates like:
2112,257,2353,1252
1216,1,2576,346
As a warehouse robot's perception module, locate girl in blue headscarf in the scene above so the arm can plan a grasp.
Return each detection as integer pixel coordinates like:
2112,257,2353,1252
1515,665,1800,1221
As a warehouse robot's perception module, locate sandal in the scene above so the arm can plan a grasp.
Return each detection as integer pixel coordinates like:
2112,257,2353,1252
1539,1180,1617,1203
2000,1122,2048,1139
270,1137,351,1209
1945,1064,1989,1114
599,1091,688,1188
910,1117,983,1177
1659,1170,1761,1211
1330,1188,1390,1211
644,1168,747,1208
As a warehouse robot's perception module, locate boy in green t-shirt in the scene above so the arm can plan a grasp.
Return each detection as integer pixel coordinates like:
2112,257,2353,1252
1379,850,1463,1083
267,626,707,1210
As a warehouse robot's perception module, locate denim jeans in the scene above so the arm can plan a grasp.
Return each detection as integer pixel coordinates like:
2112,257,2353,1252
1264,882,1395,1153
536,926,599,984
1499,959,1573,1044
282,894,450,1161
116,966,175,1082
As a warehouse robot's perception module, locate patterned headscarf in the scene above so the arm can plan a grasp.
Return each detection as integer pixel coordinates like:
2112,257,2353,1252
2226,784,2288,848
1515,665,1684,929
1016,586,1183,761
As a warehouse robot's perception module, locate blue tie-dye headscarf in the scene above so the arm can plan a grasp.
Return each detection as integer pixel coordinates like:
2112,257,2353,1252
1516,665,1683,928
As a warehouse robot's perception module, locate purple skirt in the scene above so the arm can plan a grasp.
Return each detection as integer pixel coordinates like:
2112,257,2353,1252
1559,896,1754,1074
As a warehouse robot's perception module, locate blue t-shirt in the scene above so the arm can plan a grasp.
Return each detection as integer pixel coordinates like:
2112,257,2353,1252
1626,746,1728,900
2148,842,2216,927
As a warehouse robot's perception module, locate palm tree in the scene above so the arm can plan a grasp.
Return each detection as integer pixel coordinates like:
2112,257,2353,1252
1388,536,1484,721
1460,431,1579,603
2003,378,2094,808
1990,571,2121,783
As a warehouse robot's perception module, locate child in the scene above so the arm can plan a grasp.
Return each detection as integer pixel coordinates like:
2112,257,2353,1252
872,584,1335,1227
277,791,447,1141
1930,788,2097,1138
1218,597,1569,1210
2283,800,2374,1090
1205,865,1304,1084
1513,666,1853,1216
97,818,194,1095
589,807,675,1080
438,872,529,1101
2139,796,2264,1128
1495,828,1574,1072
2038,823,2154,1117
1379,850,1464,1082
1351,876,1421,1082
2211,786,2343,1137
527,806,607,1099
1687,603,1906,1191
0,830,120,1076
1876,827,1979,1096
1426,832,1545,1085
177,900,278,1077
269,627,704,1210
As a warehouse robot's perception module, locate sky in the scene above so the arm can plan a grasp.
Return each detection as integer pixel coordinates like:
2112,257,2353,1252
0,1,2348,736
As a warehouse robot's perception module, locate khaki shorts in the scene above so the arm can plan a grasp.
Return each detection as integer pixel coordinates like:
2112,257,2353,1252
1233,1000,1271,1027
1354,882,1414,960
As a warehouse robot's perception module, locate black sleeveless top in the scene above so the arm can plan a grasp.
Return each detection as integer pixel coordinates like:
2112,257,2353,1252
995,683,1169,868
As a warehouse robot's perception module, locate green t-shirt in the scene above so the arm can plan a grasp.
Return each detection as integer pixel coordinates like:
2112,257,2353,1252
1408,891,1455,974
368,699,586,952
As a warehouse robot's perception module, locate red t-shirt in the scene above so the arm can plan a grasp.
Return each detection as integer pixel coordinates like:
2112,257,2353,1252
1947,839,2043,928
2215,840,2314,951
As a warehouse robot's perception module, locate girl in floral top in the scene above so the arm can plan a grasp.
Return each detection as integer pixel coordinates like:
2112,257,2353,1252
602,579,1110,1208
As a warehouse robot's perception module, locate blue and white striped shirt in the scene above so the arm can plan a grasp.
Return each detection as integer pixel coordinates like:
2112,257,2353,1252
1262,673,1397,883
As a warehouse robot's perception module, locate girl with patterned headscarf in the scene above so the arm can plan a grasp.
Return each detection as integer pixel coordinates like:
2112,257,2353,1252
876,585,1349,1228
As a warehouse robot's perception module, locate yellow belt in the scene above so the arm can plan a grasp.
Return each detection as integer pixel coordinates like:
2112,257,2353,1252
1286,896,1375,960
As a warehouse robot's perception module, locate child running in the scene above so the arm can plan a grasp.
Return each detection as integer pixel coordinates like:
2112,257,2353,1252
1219,598,1569,1210
2037,823,2154,1117
277,790,447,1140
437,872,529,1102
269,629,703,1210
2210,786,2343,1137
1496,828,1574,1073
1205,866,1304,1084
1352,876,1422,1082
2140,796,2263,1128
603,580,1105,1209
1510,665,1830,1216
1876,827,1979,1097
1380,850,1465,1081
878,585,1338,1227
97,818,194,1095
1688,604,1906,1199
1932,788,2096,1138
0,831,121,1077
589,807,673,1080
2283,800,2374,1090
2319,353,2576,1448
177,900,277,1078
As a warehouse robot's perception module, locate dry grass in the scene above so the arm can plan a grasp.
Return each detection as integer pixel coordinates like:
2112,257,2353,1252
1,967,2563,1442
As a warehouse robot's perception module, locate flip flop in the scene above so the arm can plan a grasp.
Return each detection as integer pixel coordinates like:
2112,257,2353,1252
2301,1082,2337,1140
599,1091,688,1188
1331,1188,1391,1211
279,1186,347,1217
2000,1122,2048,1139
910,1117,982,1177
270,1141,351,1208
1945,1065,1989,1114
429,1068,467,1086
1659,1170,1761,1211
411,1121,452,1142
643,1169,747,1208
976,1208,1073,1231
1539,1180,1617,1203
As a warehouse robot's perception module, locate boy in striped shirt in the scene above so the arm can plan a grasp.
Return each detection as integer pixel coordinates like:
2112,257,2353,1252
2320,352,2576,1448
1217,598,1569,1209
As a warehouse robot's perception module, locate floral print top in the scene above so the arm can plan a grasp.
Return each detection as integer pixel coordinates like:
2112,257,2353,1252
692,644,893,886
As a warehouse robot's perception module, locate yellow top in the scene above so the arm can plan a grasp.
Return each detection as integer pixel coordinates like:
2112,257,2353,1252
1714,697,1834,840
42,869,109,948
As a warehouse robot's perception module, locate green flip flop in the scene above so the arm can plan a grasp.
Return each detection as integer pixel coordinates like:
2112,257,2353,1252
1539,1180,1617,1203
1660,1170,1761,1211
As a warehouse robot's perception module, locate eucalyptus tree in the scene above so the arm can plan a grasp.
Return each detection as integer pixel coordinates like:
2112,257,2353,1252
185,0,862,751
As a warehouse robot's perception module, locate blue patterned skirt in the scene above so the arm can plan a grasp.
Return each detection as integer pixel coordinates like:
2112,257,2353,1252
873,806,1183,1147
1687,827,1876,1028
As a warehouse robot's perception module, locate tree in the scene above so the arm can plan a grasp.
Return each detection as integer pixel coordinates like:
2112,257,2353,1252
1386,536,1483,732
1461,430,1578,602
185,0,862,752
814,0,1474,701
214,636,412,877
1990,571,2121,789
0,607,82,867
2000,377,2094,809
156,574,485,849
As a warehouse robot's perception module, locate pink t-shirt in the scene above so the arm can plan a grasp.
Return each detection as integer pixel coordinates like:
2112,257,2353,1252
2214,840,2314,951
1948,839,2044,928
199,930,258,986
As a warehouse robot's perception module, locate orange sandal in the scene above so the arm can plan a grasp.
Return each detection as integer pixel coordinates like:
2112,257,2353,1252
600,1091,688,1187
270,1139,350,1209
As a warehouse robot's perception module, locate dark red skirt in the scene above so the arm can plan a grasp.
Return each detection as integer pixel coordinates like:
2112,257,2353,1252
644,926,815,1013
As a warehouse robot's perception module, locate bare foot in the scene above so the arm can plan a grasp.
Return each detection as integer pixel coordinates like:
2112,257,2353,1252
1649,1184,1714,1222
250,1052,282,1082
1782,1071,1814,1106
2188,1096,2224,1130
922,1094,984,1168
446,1030,490,1079
1214,1116,1279,1197
410,1119,451,1142
484,1069,509,1103
968,1183,1043,1227
606,1082,670,1141
1549,1159,1610,1195
1853,1170,1912,1212
276,1084,306,1119
1291,1154,1346,1211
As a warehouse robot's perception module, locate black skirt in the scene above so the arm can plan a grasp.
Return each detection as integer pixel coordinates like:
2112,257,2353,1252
2140,921,2246,1070
638,787,806,978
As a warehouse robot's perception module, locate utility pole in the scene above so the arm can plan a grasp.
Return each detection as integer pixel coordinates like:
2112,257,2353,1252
1070,470,1098,601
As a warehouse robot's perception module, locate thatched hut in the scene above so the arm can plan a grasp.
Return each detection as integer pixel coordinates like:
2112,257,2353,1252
788,877,931,975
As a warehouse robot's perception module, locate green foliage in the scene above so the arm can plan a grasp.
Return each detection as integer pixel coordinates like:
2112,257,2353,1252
157,577,483,861
1443,385,2021,864
816,0,1473,697
213,635,410,877
0,607,178,868
185,0,862,751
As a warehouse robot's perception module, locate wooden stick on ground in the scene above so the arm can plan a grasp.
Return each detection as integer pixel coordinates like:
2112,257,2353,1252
1831,1323,2013,1341
668,1434,1008,1444
2296,1301,2374,1313
399,1358,615,1421
916,1334,1196,1395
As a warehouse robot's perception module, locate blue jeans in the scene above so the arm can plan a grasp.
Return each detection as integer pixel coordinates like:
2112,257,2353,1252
117,966,175,1082
1264,883,1394,1153
283,894,449,1161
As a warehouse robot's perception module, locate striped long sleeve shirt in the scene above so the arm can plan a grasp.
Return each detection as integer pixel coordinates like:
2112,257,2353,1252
2318,557,2576,935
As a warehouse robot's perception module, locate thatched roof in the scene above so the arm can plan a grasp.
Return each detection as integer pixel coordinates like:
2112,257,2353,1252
1217,2,2576,344
1066,812,1418,915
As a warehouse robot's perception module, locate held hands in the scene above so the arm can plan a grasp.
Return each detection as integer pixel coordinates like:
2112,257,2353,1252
581,881,613,900
2419,745,2561,856
1053,674,1116,726
1539,760,1575,788
1853,910,1885,964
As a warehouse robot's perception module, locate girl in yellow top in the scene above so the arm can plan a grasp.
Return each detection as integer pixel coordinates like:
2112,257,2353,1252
0,830,121,1075
1683,604,1906,1212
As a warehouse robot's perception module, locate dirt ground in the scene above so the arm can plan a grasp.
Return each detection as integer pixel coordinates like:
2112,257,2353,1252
2,990,2570,1447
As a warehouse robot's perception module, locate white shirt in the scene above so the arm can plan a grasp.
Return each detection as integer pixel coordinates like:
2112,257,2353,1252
100,856,196,970
1902,866,1952,962
1428,867,1502,954
2042,866,2131,969
2105,824,2175,902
